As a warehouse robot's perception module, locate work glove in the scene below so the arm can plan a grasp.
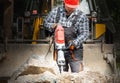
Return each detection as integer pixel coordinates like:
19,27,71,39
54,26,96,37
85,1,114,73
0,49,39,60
68,40,80,50
68,40,75,50
52,23,57,30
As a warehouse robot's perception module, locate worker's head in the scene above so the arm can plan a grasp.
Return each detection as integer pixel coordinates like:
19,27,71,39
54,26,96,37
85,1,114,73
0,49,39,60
64,0,80,15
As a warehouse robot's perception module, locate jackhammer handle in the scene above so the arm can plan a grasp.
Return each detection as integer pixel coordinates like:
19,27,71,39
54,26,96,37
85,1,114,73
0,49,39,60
62,43,74,50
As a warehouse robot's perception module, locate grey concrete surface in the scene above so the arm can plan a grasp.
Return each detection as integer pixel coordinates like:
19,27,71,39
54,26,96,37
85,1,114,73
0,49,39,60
0,44,52,77
83,44,114,75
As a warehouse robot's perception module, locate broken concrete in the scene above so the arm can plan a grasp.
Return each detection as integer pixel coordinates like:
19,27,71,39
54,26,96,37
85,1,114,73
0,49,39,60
8,55,114,83
0,43,118,83
8,55,59,83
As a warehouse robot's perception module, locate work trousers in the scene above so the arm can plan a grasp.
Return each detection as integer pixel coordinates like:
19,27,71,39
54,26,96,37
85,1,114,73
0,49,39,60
64,48,83,73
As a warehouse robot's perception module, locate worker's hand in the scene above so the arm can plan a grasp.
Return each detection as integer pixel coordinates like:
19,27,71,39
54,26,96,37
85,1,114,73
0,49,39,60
52,23,57,29
68,41,75,50
68,40,81,50
70,45,75,50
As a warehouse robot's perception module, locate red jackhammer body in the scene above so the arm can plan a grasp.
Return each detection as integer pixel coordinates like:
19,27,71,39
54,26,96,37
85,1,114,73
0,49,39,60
54,24,65,73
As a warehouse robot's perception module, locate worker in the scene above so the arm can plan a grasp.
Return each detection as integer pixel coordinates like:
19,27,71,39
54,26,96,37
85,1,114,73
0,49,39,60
43,0,89,73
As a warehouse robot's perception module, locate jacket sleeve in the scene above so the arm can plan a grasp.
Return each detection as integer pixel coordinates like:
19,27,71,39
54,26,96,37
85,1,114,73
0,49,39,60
72,14,89,48
43,7,58,32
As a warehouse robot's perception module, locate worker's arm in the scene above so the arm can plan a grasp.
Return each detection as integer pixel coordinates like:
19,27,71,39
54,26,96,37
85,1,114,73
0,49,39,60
43,7,58,32
71,14,89,49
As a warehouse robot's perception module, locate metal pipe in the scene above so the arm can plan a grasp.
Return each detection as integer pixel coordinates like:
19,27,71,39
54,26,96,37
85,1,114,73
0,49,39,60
87,0,94,12
93,0,97,11
0,39,50,43
84,39,102,43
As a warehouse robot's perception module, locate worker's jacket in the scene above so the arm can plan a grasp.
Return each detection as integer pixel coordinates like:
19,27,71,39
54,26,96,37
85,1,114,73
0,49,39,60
44,5,89,49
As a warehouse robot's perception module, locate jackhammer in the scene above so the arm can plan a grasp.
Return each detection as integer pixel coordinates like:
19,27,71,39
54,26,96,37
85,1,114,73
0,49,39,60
54,24,77,73
54,24,66,73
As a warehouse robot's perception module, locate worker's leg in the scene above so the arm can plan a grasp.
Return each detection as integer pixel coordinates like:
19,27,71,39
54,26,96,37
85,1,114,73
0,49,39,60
69,47,83,73
69,60,83,73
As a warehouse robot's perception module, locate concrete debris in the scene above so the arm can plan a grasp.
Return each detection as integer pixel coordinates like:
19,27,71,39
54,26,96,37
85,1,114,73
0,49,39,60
8,55,59,83
57,71,113,83
14,71,57,83
9,71,114,83
8,55,114,83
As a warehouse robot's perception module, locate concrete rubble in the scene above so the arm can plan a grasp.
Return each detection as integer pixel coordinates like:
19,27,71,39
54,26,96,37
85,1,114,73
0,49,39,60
8,55,115,83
